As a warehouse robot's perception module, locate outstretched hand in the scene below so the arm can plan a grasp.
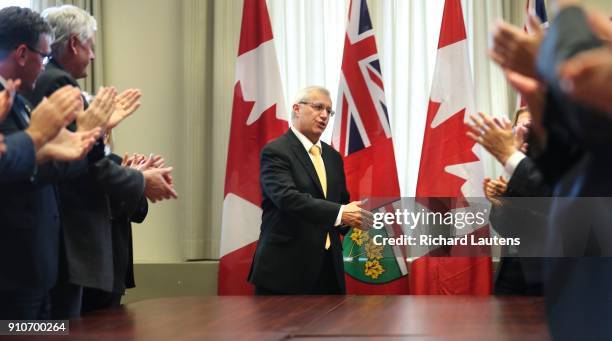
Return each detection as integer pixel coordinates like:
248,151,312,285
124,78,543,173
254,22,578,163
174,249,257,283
341,200,374,231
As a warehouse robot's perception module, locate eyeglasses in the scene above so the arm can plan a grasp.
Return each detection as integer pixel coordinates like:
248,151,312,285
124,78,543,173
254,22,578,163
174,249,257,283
25,45,51,61
299,101,335,117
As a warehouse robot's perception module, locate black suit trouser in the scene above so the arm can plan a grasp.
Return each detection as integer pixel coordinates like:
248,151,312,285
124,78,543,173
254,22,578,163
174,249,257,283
255,249,342,295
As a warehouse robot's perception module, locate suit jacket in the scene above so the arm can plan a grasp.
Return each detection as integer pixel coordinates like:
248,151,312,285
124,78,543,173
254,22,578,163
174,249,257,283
248,129,350,294
28,59,145,292
489,157,549,295
536,6,612,340
108,153,148,293
0,89,96,291
0,130,35,183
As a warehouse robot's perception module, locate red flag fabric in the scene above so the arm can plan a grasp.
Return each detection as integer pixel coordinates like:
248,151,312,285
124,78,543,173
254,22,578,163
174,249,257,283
411,0,492,295
218,0,288,295
332,0,410,294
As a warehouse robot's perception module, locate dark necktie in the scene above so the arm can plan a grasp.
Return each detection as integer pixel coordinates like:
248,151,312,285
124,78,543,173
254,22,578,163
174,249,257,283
13,95,30,127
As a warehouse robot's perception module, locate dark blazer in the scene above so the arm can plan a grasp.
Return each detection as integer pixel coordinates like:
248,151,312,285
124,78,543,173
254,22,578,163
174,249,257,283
248,129,350,294
0,130,35,183
107,153,148,293
0,90,96,291
28,59,145,292
536,6,612,340
489,157,549,295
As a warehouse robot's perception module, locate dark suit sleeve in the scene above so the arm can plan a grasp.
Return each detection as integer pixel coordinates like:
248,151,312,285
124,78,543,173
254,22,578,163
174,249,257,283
260,145,341,227
0,131,36,183
130,198,149,224
33,141,106,186
106,154,149,222
337,154,351,235
505,157,549,197
490,158,550,239
535,6,611,183
90,157,146,214
537,7,602,90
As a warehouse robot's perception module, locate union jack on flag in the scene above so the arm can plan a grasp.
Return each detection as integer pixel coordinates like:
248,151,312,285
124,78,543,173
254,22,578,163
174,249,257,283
331,0,392,156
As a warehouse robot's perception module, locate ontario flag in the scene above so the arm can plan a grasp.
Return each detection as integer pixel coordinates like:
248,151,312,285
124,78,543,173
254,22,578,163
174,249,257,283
218,0,288,295
331,0,410,294
411,0,492,295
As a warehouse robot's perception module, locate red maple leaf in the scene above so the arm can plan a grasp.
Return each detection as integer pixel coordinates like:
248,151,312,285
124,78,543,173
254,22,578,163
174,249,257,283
416,100,479,200
224,81,288,207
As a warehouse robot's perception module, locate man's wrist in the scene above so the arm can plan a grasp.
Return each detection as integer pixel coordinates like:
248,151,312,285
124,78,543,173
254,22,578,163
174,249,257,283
24,128,46,151
504,150,527,178
497,146,518,165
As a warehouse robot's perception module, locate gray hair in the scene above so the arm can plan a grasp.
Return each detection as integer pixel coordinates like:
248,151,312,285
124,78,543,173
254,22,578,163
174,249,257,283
42,5,97,57
291,85,331,120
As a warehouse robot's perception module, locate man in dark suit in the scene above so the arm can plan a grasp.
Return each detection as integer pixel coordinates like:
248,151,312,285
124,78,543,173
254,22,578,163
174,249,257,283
534,2,612,339
0,6,105,319
248,86,373,295
0,80,32,179
469,109,549,296
490,1,612,338
27,5,177,318
0,80,37,181
81,153,149,312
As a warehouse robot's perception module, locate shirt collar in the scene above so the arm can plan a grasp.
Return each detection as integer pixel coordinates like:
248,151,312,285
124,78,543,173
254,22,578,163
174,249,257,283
291,125,322,154
0,75,7,88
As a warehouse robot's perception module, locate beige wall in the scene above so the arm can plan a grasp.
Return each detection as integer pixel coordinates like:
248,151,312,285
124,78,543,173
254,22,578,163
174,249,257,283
102,0,233,263
583,0,612,12
102,0,185,262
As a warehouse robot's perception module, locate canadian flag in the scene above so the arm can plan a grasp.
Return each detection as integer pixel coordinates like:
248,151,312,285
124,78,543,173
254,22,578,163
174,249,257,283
411,0,492,295
218,0,288,295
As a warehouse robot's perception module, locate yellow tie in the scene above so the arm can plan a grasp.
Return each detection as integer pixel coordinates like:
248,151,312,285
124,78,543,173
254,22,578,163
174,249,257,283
310,145,331,250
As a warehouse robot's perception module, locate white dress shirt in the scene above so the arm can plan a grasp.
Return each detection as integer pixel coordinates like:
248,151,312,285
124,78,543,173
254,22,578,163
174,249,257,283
503,150,527,180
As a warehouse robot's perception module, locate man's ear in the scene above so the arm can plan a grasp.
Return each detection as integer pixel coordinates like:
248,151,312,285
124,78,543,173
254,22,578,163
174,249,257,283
69,35,79,55
292,103,300,117
13,45,28,67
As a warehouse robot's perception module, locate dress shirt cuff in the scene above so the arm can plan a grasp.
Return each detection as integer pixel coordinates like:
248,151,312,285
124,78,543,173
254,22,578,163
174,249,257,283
334,205,345,226
504,151,526,179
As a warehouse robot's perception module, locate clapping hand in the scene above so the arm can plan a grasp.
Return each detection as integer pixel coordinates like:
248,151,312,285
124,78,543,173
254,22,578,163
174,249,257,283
26,85,83,150
77,87,117,132
467,112,517,165
123,152,178,203
107,89,141,130
36,127,101,163
0,79,19,123
483,176,508,207
489,15,544,80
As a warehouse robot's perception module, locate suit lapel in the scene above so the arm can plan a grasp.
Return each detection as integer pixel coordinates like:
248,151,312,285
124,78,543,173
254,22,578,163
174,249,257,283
287,130,326,198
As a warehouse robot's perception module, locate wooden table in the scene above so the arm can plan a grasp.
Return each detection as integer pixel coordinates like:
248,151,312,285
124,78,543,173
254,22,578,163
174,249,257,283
23,296,549,340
